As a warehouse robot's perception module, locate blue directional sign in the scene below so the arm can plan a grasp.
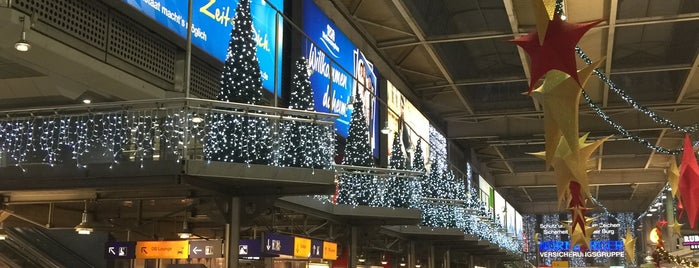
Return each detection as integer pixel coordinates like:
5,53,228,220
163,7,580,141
262,232,293,255
238,239,262,258
310,239,323,258
104,241,136,259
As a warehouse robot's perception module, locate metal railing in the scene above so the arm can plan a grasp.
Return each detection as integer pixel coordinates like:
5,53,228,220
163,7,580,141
0,98,337,169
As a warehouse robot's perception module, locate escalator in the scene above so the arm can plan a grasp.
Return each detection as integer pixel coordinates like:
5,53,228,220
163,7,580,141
0,227,100,268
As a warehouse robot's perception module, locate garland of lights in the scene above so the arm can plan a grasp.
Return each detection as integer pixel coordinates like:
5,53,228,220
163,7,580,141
581,90,683,155
655,247,699,267
576,47,699,134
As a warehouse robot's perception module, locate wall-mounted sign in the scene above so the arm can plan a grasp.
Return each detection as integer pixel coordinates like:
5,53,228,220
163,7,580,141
263,232,293,255
189,240,223,258
293,236,311,257
122,0,284,96
135,241,189,259
105,241,136,259
303,0,379,157
539,240,624,252
683,235,699,249
552,260,569,267
310,239,324,258
322,241,337,260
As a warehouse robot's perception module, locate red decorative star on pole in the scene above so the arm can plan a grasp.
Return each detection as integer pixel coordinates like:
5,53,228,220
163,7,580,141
679,134,699,229
509,14,604,94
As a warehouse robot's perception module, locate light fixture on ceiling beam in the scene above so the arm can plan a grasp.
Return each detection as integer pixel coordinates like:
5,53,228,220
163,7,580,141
380,253,388,265
177,208,192,239
14,16,31,52
74,201,95,235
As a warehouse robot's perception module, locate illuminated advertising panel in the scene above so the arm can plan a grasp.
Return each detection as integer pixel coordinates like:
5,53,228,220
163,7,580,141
303,0,379,157
122,0,284,95
386,81,430,166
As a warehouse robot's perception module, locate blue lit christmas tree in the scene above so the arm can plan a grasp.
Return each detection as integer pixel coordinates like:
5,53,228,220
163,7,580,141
206,0,271,164
387,132,410,208
276,57,332,169
337,94,374,206
408,139,426,208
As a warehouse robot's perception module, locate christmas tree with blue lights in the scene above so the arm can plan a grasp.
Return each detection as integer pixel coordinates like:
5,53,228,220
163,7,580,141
387,132,411,208
206,0,271,164
408,139,426,208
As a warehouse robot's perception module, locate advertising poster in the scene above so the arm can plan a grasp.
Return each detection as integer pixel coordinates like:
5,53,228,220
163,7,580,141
122,0,284,95
302,0,379,158
386,81,430,168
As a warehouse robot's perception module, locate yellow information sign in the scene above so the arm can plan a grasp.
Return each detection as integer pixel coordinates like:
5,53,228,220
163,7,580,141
322,241,337,260
135,241,189,259
552,260,569,267
294,237,312,257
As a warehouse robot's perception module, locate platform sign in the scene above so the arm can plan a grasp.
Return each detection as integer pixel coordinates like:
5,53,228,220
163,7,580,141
189,240,222,258
310,239,323,258
322,241,337,260
263,232,293,255
105,241,136,259
239,239,262,258
136,241,189,259
293,236,311,257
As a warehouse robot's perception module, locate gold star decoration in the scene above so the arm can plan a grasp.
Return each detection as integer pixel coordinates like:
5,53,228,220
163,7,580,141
622,229,636,263
670,220,683,237
530,0,557,44
564,220,596,250
668,156,679,198
529,59,604,170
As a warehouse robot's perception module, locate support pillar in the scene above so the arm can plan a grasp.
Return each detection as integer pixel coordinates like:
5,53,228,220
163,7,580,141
227,197,241,268
443,249,450,268
429,243,435,268
350,226,358,268
409,241,415,268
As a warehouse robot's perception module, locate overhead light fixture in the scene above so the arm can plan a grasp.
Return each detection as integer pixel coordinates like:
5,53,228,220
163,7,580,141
357,253,366,263
415,259,421,268
380,254,388,265
399,257,406,267
0,222,7,240
15,16,31,52
74,202,95,235
177,220,192,239
381,120,391,135
82,99,91,104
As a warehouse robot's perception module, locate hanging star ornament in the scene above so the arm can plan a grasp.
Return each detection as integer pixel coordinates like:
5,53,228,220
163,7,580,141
509,13,604,94
529,59,604,169
564,220,596,250
669,156,680,198
678,134,699,229
622,229,636,262
670,220,684,237
530,0,557,44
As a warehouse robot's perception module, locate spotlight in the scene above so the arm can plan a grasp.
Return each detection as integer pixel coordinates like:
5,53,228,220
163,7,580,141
15,16,31,52
381,120,391,135
415,259,421,268
74,211,95,235
82,99,91,104
177,220,192,239
357,253,366,263
380,254,388,265
399,258,406,267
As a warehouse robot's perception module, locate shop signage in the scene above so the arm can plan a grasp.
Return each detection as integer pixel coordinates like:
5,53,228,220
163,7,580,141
135,240,189,259
189,240,222,258
239,239,262,258
322,241,337,260
310,239,323,258
122,0,284,95
552,261,569,267
263,232,293,255
105,241,136,259
294,236,311,257
539,240,624,252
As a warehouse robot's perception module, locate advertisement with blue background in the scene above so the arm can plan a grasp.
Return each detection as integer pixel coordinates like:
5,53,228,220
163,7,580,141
123,0,284,96
302,0,379,157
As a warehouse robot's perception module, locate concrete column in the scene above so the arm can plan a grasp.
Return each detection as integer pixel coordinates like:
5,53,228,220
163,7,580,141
350,226,358,268
443,249,450,268
227,197,241,268
409,241,415,268
428,243,435,268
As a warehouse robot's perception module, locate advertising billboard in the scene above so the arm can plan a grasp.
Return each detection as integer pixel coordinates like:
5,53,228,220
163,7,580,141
387,81,430,168
302,0,379,157
122,0,284,95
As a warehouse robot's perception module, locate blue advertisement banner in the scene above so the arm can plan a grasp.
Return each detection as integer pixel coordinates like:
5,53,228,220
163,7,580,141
123,0,284,96
539,240,624,252
104,241,137,259
263,232,293,255
302,0,379,157
310,239,323,258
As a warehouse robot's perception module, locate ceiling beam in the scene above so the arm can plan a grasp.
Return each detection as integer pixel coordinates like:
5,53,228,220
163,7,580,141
644,129,667,169
390,0,475,114
514,199,647,214
676,53,699,103
502,0,538,114
494,169,666,188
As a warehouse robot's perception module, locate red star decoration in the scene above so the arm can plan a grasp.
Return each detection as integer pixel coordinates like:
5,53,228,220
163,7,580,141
509,14,604,94
679,134,699,229
656,219,668,228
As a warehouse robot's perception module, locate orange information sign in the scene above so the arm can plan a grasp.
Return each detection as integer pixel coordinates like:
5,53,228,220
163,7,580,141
135,241,189,259
322,241,337,260
294,237,312,257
